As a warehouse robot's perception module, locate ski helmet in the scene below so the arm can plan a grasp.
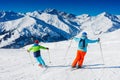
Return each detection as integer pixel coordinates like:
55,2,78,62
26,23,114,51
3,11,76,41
34,40,39,44
82,32,87,36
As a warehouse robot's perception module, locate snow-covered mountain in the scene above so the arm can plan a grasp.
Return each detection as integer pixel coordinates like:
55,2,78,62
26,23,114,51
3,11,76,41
0,9,120,48
76,12,120,37
0,11,24,22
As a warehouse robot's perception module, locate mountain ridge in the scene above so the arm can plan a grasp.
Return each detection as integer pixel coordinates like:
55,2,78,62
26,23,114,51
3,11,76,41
0,9,120,48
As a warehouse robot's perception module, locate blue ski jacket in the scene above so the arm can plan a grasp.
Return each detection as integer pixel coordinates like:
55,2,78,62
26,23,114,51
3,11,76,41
74,36,99,52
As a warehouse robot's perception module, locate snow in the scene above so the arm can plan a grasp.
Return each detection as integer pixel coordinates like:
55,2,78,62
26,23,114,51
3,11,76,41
0,29,120,80
76,14,90,24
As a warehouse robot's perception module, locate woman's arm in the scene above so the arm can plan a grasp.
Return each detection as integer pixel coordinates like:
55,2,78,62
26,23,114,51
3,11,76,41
87,39,99,43
73,37,81,42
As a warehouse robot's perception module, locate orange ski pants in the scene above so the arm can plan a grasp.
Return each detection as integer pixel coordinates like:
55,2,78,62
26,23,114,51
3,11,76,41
72,50,86,67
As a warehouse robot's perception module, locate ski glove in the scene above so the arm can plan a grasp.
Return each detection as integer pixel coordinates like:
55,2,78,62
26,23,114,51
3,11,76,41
98,38,100,42
27,50,30,53
46,48,49,50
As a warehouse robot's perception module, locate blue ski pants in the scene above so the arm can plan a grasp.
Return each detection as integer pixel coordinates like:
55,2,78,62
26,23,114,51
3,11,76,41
36,56,46,66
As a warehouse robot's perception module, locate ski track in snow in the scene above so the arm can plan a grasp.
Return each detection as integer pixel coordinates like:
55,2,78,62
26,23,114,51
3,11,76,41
0,37,120,80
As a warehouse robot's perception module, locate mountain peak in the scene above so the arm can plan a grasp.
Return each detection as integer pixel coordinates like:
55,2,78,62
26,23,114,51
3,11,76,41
0,11,24,22
43,8,76,19
26,10,42,16
43,8,58,14
97,12,119,21
77,14,90,18
98,12,111,17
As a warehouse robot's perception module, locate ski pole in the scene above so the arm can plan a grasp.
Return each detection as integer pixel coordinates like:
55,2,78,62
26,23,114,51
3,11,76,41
65,40,72,57
28,52,35,66
27,51,39,80
99,41,105,64
48,50,52,63
64,39,73,63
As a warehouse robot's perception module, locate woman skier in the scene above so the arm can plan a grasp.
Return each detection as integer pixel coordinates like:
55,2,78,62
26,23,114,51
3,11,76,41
72,32,100,68
27,40,49,68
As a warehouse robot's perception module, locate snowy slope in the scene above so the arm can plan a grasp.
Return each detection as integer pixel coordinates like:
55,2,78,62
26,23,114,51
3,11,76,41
0,29,120,80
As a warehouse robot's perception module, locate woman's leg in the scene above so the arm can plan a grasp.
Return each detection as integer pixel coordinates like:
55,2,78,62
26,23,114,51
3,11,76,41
78,51,86,67
72,50,81,67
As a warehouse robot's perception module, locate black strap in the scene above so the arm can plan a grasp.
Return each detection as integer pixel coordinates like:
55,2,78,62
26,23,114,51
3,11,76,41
79,39,85,48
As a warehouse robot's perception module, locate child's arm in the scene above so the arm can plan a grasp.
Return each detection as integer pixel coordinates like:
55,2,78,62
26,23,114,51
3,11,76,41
27,47,33,52
40,46,49,50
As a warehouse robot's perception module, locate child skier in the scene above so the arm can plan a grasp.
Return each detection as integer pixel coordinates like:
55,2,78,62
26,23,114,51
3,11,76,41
27,40,49,68
72,32,100,68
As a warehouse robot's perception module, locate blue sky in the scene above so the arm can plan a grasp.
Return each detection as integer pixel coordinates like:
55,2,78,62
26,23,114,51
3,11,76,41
0,0,120,15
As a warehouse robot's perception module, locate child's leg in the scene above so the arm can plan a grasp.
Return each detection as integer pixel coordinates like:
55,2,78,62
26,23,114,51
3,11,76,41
36,56,46,66
36,57,42,65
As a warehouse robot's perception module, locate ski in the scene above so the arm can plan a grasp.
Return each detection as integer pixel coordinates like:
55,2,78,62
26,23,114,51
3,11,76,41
70,67,83,71
66,66,87,71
